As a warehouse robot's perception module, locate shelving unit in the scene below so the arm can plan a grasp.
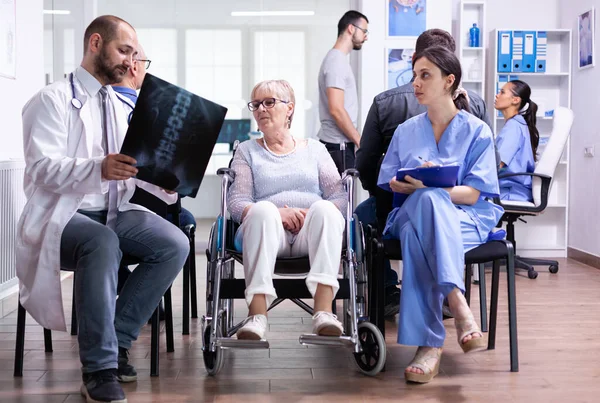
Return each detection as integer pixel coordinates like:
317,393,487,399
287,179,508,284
489,29,572,258
457,0,486,98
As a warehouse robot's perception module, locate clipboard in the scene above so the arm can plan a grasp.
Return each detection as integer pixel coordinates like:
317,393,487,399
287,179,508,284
393,164,460,207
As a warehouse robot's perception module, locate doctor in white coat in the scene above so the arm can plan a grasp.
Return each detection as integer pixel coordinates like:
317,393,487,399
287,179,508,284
17,15,188,403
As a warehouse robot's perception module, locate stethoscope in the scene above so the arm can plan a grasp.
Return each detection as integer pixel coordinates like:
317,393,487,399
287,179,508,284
114,92,135,124
70,73,83,109
70,72,135,124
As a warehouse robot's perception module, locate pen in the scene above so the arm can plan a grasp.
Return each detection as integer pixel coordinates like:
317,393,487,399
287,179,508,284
418,156,428,163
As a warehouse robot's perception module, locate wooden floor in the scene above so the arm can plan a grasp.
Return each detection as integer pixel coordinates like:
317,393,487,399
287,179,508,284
1,236,599,402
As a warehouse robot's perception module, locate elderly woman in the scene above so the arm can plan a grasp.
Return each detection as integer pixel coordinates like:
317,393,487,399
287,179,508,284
227,80,347,341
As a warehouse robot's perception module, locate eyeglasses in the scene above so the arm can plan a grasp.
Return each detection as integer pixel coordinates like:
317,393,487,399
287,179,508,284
247,97,289,111
352,24,369,35
134,59,151,69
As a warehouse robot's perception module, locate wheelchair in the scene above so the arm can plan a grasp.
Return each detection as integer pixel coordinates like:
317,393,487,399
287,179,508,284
201,162,386,377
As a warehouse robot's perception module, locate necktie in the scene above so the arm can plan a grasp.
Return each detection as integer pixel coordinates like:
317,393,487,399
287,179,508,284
99,87,119,229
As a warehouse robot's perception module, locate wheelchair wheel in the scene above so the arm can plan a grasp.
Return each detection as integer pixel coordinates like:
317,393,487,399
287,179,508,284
353,322,386,376
203,325,224,376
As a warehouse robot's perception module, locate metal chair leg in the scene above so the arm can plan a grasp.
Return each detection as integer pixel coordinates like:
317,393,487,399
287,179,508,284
150,306,160,377
478,263,488,332
164,290,174,353
189,226,198,319
464,264,473,306
487,259,500,350
13,300,26,377
506,244,519,372
182,252,190,335
43,328,53,353
70,276,78,336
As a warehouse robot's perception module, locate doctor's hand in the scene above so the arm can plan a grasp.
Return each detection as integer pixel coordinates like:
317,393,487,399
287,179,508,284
389,176,426,195
102,154,138,181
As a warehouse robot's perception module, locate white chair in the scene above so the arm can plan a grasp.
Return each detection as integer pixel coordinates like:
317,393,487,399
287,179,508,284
496,106,574,279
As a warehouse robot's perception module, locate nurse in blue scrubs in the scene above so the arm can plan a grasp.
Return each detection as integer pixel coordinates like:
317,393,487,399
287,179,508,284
494,80,539,201
377,46,504,383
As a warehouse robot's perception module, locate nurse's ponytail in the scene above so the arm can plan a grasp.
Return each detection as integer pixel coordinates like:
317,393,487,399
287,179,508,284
509,80,540,161
412,46,471,113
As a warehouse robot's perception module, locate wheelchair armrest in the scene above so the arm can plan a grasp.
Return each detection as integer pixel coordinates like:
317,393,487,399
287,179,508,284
217,167,236,181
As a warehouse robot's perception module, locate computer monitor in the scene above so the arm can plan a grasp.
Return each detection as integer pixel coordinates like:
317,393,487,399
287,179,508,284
217,119,251,147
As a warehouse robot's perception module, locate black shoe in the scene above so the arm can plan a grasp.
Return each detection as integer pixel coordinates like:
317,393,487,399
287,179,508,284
117,347,137,383
81,368,127,403
384,287,400,318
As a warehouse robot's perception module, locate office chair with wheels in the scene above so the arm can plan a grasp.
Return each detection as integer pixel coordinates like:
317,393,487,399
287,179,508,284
495,107,574,279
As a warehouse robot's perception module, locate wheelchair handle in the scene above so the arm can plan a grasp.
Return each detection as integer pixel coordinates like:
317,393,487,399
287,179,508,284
341,168,360,180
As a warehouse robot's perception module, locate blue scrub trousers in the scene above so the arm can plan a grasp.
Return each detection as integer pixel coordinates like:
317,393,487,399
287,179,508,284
384,188,483,347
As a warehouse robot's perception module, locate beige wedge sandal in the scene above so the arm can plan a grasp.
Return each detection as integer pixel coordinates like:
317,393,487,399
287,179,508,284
404,347,442,384
455,316,486,353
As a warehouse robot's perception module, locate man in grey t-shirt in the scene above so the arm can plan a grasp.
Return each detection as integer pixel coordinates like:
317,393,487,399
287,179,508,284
317,10,369,174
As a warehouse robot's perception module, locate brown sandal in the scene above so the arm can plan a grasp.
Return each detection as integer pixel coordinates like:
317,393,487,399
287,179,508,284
455,316,486,353
404,347,442,384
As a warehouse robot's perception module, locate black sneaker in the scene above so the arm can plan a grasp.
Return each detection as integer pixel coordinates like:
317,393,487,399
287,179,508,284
81,368,127,403
384,287,401,318
117,347,137,383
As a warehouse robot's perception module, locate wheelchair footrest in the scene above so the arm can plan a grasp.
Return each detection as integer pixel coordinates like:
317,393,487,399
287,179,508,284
216,338,270,349
218,279,350,299
299,334,355,348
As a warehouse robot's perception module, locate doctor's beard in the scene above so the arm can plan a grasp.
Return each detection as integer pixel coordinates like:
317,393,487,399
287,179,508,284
94,46,129,84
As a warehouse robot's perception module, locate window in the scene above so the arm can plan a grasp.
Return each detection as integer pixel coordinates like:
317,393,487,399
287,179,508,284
254,31,306,137
136,29,178,85
185,29,243,119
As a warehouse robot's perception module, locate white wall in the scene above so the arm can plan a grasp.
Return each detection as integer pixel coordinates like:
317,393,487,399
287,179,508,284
0,0,44,161
358,0,452,127
559,0,600,258
452,0,560,32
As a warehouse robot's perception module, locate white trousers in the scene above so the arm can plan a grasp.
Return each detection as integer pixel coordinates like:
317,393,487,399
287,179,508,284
235,200,345,307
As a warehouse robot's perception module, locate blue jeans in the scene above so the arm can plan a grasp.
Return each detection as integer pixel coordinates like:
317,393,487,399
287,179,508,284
354,196,398,288
60,210,189,373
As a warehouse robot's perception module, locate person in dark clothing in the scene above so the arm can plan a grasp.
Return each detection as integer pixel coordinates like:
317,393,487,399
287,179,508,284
355,29,494,318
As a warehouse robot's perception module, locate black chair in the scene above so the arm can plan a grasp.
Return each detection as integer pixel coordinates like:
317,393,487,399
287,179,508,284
130,189,199,335
366,228,519,372
14,187,181,378
13,285,171,378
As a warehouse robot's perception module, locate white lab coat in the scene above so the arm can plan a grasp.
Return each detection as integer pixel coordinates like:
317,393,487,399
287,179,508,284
16,72,176,331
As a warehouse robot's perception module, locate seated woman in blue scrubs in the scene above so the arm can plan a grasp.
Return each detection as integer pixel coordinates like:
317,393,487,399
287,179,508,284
494,80,539,201
377,46,504,384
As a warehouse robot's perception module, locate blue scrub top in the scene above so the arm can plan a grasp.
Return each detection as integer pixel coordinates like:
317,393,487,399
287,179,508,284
377,110,504,241
496,115,535,201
